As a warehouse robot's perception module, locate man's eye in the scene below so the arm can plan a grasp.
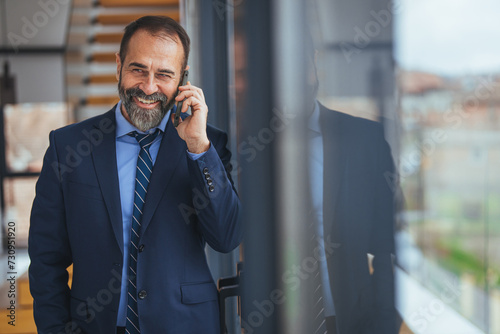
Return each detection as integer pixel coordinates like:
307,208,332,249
132,68,143,73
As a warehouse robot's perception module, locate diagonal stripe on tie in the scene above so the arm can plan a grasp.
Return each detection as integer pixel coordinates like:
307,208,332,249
308,208,328,334
125,129,160,334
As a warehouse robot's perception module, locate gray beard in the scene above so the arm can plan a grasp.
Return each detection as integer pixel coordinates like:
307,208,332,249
118,79,175,132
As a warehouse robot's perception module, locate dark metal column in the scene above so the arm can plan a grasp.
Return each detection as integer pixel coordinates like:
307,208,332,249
239,0,279,333
198,0,230,132
240,0,315,332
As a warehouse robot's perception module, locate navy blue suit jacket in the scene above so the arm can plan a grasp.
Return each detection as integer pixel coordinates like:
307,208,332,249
319,105,397,334
29,107,242,334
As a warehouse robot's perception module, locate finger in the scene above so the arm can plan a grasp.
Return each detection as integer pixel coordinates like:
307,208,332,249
178,84,205,102
178,82,192,91
175,89,203,102
181,96,196,114
176,81,191,93
181,96,208,115
188,85,204,99
178,83,203,96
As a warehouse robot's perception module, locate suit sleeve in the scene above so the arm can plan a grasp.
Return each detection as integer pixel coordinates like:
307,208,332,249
186,130,242,253
370,126,398,334
29,130,74,334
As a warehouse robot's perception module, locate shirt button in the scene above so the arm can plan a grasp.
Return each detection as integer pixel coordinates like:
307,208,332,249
138,244,145,252
138,290,147,300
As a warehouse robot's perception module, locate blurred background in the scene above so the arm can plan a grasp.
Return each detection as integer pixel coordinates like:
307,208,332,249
0,0,499,333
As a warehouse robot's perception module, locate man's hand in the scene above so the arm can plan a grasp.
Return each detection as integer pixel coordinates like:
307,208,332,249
172,82,211,154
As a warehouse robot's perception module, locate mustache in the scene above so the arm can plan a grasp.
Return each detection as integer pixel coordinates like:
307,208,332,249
124,87,168,103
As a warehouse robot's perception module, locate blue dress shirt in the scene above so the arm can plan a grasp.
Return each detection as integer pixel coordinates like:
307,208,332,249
114,101,205,326
308,101,335,317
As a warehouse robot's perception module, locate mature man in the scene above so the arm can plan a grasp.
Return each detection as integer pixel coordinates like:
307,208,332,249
29,16,241,334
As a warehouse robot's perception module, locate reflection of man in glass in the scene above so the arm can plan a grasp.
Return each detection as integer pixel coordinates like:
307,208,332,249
306,43,398,334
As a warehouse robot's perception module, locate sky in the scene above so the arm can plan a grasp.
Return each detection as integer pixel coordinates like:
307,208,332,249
394,0,500,76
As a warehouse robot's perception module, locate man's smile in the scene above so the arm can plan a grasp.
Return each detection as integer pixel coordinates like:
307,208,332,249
133,96,161,108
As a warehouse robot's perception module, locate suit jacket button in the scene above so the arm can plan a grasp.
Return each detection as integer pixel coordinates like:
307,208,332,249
209,185,215,192
138,244,145,252
205,174,211,180
138,290,147,300
203,167,209,175
207,179,213,186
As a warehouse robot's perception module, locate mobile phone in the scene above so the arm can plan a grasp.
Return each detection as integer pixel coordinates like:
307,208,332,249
173,70,189,127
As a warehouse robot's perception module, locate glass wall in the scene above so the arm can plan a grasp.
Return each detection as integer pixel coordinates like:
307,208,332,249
236,0,500,333
395,0,500,333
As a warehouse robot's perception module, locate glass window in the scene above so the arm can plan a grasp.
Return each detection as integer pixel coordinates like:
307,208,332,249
395,0,500,333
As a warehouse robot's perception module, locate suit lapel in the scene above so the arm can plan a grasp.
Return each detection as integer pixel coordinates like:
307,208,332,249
320,104,347,240
140,116,186,234
91,109,124,254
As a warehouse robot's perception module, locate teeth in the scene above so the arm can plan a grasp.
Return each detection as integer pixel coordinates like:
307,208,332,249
137,97,158,104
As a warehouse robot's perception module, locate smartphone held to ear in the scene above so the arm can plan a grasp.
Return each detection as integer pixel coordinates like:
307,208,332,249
173,70,189,127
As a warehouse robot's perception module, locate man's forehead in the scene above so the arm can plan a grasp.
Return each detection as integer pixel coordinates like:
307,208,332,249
129,29,181,47
126,31,183,57
123,30,184,67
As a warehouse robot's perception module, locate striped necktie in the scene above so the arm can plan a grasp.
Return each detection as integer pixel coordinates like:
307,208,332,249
126,129,159,334
309,213,328,334
309,129,328,334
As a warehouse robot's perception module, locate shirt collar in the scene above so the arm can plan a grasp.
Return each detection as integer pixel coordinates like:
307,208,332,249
115,100,171,138
308,100,321,134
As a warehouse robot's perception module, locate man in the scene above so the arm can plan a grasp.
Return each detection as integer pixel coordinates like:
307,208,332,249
29,16,241,334
305,45,398,333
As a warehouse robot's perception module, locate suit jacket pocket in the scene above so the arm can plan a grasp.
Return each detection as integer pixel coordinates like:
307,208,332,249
180,281,218,305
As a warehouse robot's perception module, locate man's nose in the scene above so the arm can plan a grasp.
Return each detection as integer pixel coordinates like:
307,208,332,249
139,74,159,96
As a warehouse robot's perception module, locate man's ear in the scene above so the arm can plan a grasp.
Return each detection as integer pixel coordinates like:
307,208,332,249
115,52,121,81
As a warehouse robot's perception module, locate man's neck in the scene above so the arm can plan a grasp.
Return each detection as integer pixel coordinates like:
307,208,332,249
120,104,134,126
